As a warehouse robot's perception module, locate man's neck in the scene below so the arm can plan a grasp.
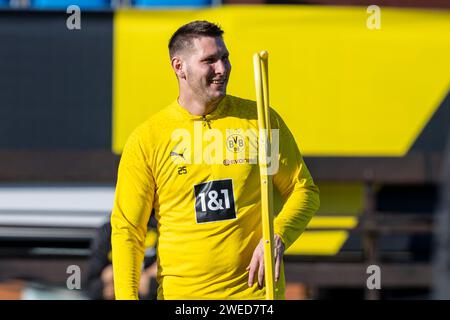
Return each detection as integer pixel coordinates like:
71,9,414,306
178,93,223,116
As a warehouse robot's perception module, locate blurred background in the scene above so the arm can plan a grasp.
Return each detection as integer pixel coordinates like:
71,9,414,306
0,0,449,300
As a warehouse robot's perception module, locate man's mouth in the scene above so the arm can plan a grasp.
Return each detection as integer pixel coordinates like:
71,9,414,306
210,78,226,85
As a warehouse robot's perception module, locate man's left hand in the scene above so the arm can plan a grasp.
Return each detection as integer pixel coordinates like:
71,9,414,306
246,234,285,287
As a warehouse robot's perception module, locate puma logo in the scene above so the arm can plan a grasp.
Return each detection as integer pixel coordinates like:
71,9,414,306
170,149,185,160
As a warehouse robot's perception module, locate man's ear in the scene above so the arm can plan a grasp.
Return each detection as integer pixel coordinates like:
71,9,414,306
171,56,186,79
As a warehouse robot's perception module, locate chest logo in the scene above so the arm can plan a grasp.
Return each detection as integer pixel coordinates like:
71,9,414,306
194,179,236,224
226,133,245,153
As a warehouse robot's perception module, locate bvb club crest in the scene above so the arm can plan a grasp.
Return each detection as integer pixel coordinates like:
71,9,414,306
226,133,245,153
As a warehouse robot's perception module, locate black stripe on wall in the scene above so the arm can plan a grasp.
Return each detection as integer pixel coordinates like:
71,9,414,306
409,90,450,154
0,10,113,149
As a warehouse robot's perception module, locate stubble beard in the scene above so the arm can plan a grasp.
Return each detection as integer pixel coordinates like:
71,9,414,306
189,75,225,108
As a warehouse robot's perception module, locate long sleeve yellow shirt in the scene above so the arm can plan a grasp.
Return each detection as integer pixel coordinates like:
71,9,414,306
111,95,320,300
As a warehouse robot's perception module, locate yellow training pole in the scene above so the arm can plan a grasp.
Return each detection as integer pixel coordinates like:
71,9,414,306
253,51,275,300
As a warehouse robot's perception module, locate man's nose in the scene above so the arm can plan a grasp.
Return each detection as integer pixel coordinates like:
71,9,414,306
215,60,228,75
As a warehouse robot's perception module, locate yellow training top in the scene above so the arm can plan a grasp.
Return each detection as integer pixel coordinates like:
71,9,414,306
111,95,320,300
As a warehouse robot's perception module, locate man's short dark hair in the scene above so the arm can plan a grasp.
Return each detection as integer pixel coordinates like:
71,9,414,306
169,20,224,58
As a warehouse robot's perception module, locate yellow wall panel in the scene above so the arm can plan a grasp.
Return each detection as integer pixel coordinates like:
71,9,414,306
285,231,350,255
113,6,450,156
307,216,358,229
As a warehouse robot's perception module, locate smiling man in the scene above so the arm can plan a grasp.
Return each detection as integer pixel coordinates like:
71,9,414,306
111,20,320,300
170,24,231,116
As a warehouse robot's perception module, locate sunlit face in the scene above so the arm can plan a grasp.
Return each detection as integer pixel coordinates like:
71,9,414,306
180,36,231,105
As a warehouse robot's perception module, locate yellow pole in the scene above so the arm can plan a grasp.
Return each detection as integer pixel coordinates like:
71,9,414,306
253,51,275,300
